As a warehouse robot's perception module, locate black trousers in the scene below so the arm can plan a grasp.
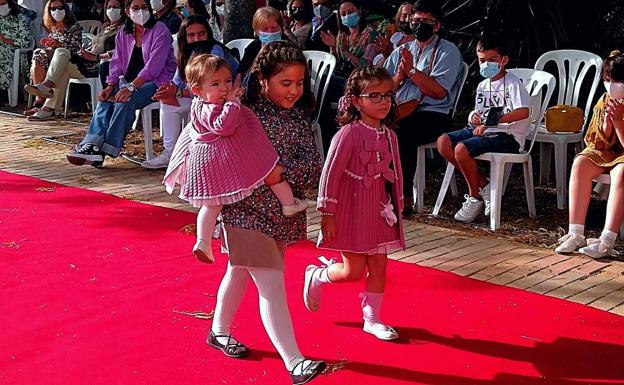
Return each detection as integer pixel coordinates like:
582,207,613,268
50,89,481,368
395,110,453,198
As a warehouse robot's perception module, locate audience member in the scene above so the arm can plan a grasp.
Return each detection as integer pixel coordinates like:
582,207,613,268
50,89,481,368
151,0,181,34
0,0,32,99
305,0,337,52
374,1,414,65
285,0,312,49
207,0,224,42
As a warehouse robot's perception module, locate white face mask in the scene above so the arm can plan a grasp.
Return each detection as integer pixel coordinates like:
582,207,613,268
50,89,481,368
0,4,10,16
604,81,624,100
106,7,122,22
215,4,225,16
51,9,66,21
150,0,164,13
130,9,150,25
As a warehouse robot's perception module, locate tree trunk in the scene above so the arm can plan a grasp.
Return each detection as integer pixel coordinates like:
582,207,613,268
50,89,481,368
224,0,256,42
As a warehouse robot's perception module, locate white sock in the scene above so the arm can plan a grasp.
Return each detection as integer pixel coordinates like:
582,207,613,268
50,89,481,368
197,205,223,242
211,264,249,345
569,224,585,236
269,181,296,207
248,268,304,371
361,291,384,326
600,229,618,248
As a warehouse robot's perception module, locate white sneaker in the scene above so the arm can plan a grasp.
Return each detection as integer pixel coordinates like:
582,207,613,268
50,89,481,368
363,321,399,341
454,194,484,223
579,239,613,259
282,198,308,217
303,265,321,312
479,183,491,216
141,149,171,169
554,233,587,254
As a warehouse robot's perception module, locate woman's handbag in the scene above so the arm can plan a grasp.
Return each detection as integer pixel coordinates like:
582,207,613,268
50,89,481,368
545,105,585,133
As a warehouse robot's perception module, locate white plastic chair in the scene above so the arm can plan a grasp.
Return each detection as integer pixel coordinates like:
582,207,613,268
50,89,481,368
8,37,35,107
593,174,624,240
534,50,603,209
78,20,102,35
303,50,336,160
225,38,253,61
412,61,469,213
433,69,556,231
63,33,100,117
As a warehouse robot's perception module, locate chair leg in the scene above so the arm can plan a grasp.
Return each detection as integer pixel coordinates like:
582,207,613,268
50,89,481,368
554,141,567,210
143,109,153,160
539,142,551,185
432,163,455,217
489,159,505,231
501,163,513,196
449,164,458,197
523,159,536,219
414,146,426,213
89,84,98,113
64,83,71,119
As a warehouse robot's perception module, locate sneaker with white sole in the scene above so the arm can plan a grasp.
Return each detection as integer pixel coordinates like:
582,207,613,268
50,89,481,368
24,83,53,98
579,239,613,259
141,149,171,169
479,183,491,217
282,198,308,217
66,143,104,166
454,194,484,223
554,233,587,254
27,108,54,121
363,321,399,341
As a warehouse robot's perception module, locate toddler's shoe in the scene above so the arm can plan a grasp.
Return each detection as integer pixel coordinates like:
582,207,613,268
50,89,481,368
193,239,214,264
363,321,399,341
303,265,321,312
555,233,587,254
579,239,613,259
454,194,484,223
282,198,308,217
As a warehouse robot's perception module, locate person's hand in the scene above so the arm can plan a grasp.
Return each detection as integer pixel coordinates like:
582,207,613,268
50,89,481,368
606,98,624,122
39,37,51,46
320,30,336,48
320,215,336,242
79,49,97,61
472,124,486,136
281,10,291,28
470,111,482,125
98,86,113,102
45,38,61,48
338,32,349,55
99,52,110,60
152,83,176,101
399,47,413,74
226,87,243,102
375,34,393,56
114,87,133,103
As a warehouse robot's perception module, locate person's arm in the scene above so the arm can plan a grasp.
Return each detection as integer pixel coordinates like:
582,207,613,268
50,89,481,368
105,32,125,86
499,107,529,124
499,81,530,123
316,125,353,214
384,48,404,91
203,102,240,136
136,24,174,85
404,44,462,100
405,69,447,99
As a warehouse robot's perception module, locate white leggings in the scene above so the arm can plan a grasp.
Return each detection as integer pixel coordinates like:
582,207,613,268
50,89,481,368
212,264,304,370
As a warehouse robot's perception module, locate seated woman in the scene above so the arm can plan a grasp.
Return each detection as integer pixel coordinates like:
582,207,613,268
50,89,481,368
555,50,624,259
0,0,32,101
182,0,209,20
24,0,126,120
150,0,181,34
65,0,176,167
207,0,224,42
141,14,239,169
285,0,312,49
25,0,81,116
373,1,414,65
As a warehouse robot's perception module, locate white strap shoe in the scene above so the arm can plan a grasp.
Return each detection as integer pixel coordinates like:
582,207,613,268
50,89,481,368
363,321,399,341
579,239,613,259
193,239,214,264
282,198,308,217
554,233,587,254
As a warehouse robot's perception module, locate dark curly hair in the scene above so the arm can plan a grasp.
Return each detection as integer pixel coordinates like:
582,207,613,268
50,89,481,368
337,66,397,127
243,40,315,116
603,50,624,82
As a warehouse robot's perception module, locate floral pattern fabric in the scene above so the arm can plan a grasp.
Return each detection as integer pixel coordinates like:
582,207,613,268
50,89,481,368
32,22,82,70
0,13,31,90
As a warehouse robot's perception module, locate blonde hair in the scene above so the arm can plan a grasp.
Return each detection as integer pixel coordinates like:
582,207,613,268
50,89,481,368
252,6,283,32
185,53,230,89
394,2,412,28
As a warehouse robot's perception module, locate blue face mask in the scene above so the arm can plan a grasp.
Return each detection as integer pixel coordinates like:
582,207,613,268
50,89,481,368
259,31,282,45
313,4,331,19
182,7,190,17
479,61,501,79
340,11,360,28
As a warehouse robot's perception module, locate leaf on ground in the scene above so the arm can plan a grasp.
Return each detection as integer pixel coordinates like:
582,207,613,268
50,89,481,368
121,194,143,201
1,241,21,249
77,176,93,185
180,224,197,235
173,309,215,320
322,359,350,375
34,187,55,192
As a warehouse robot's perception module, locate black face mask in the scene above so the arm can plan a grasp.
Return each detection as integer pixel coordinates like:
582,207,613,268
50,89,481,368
412,22,434,42
291,7,310,22
399,21,412,35
183,40,214,60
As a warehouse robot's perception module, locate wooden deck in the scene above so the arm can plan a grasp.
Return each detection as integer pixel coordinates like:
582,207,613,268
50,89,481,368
2,112,624,316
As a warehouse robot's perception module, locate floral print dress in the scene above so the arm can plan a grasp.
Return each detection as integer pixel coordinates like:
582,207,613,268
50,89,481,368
0,13,32,90
32,22,82,70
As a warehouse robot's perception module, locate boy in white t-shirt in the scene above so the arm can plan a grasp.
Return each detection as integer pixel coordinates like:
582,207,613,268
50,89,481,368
436,35,530,223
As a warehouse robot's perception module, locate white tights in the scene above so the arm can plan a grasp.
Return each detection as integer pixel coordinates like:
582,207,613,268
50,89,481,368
196,205,222,243
211,264,304,370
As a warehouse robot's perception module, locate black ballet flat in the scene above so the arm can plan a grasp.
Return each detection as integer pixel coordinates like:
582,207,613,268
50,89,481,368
289,359,327,385
207,330,248,358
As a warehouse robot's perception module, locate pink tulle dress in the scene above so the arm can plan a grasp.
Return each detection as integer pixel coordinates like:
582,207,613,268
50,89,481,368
164,99,279,207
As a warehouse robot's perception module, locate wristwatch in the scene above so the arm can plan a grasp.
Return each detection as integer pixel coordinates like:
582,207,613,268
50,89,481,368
126,83,136,92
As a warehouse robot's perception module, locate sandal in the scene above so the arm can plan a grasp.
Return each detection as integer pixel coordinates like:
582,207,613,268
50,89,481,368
289,359,327,385
207,330,248,358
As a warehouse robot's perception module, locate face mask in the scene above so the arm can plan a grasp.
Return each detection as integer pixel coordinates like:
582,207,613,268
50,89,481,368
106,7,121,22
313,4,331,19
51,9,66,21
215,4,225,16
258,30,281,45
150,0,164,12
290,7,309,22
605,81,624,100
182,7,190,17
412,21,434,42
183,40,212,59
0,4,10,16
130,9,150,25
479,61,501,79
399,21,412,35
340,11,359,28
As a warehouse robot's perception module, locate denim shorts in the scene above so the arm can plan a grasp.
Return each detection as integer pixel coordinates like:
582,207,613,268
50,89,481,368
446,127,520,157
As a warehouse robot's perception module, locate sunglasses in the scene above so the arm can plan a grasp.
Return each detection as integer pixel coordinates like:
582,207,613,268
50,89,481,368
50,6,65,11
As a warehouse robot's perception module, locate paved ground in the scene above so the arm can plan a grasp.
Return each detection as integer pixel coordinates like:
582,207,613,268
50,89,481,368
1,112,624,315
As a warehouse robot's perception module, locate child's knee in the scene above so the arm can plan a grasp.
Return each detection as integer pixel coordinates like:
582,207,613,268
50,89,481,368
436,134,451,151
454,143,471,160
264,166,282,185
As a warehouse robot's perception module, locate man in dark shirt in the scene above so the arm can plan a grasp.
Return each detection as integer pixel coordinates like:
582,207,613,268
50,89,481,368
305,0,338,52
152,0,182,34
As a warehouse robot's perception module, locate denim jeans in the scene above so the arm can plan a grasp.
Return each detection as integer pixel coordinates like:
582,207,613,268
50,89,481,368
80,82,158,157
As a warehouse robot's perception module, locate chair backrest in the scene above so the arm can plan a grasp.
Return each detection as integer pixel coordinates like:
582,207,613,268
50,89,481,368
225,38,254,61
172,33,179,60
507,68,556,153
451,61,469,118
534,49,603,131
78,20,102,35
81,33,96,50
303,50,336,122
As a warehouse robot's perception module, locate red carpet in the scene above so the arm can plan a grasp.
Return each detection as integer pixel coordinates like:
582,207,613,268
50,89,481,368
1,170,624,385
